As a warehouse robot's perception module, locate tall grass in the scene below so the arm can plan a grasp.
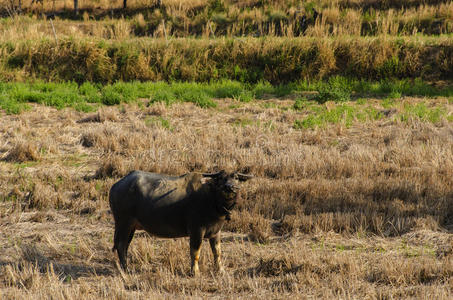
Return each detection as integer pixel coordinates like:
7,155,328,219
1,1,453,38
1,36,453,84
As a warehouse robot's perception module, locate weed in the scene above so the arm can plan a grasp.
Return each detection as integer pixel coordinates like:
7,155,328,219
356,98,367,104
388,90,402,99
315,76,352,103
145,116,173,130
262,102,278,109
73,102,97,113
294,103,391,129
150,89,177,105
253,81,275,99
210,80,244,99
228,103,241,109
400,102,446,123
101,87,122,105
0,94,30,114
79,82,101,103
274,84,296,98
381,98,395,109
1,79,452,115
293,97,308,110
236,90,254,102
174,86,216,108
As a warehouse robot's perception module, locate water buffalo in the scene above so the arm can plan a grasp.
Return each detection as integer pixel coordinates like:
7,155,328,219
109,170,252,275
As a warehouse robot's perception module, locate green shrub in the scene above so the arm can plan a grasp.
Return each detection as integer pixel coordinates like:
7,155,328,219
236,90,254,102
180,89,216,108
150,89,177,105
293,98,307,110
108,81,139,102
101,86,122,105
11,83,46,103
400,102,446,123
79,82,101,103
73,102,96,113
378,55,403,78
171,82,217,108
316,76,352,103
252,81,274,99
145,116,173,130
0,94,30,114
274,83,297,97
211,80,244,99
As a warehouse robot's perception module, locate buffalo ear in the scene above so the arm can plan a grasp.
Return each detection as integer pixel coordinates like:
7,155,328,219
235,172,253,181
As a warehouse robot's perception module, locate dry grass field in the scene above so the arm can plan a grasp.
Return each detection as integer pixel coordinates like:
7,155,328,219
0,97,452,298
1,0,452,298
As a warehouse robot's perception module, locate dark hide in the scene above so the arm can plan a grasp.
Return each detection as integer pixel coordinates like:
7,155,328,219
109,170,251,274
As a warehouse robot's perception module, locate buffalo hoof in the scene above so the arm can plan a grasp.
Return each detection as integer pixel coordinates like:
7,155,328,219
190,267,200,277
215,265,225,274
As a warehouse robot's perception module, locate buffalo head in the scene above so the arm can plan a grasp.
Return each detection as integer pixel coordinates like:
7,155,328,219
202,170,253,220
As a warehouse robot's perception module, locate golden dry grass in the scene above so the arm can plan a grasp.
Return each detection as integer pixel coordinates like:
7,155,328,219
2,35,453,83
0,99,452,298
1,0,453,39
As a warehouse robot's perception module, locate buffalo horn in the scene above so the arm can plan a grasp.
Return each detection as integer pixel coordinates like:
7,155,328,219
235,173,253,181
201,171,224,178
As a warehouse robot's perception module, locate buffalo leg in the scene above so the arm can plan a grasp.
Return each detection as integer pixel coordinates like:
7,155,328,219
189,231,203,276
114,221,135,271
209,233,224,272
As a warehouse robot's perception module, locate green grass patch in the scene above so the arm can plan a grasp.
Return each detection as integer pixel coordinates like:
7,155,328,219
0,94,31,114
293,97,309,110
294,104,361,129
0,79,452,114
293,99,451,129
145,116,173,130
400,102,447,123
252,81,275,99
13,161,40,169
315,77,353,103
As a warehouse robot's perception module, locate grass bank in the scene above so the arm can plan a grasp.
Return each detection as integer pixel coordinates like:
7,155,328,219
1,36,453,84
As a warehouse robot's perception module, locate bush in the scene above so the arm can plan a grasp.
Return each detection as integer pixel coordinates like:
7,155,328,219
150,89,177,105
293,98,307,110
316,76,352,103
179,89,216,108
79,82,101,103
211,80,244,99
252,81,274,99
101,87,122,105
